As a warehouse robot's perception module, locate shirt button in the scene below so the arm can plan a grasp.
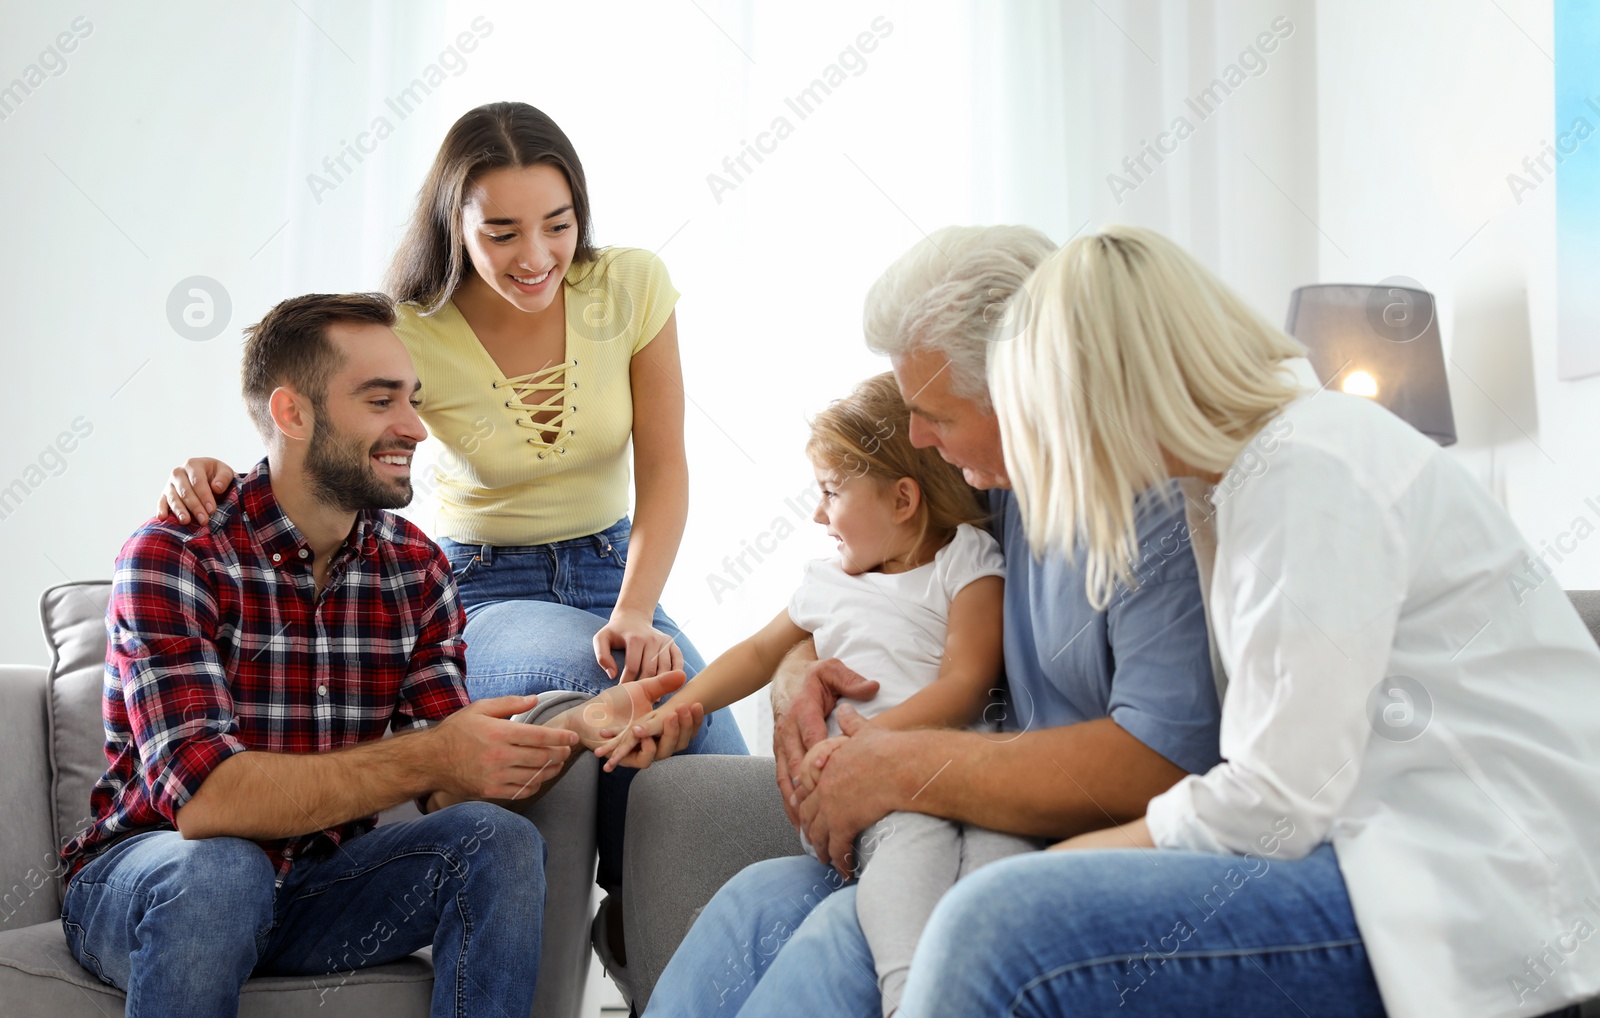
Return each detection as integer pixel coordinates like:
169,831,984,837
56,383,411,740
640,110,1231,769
271,553,281,563
318,684,328,696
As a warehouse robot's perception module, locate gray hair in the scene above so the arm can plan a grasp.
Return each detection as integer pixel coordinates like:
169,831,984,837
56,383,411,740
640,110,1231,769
863,225,1058,408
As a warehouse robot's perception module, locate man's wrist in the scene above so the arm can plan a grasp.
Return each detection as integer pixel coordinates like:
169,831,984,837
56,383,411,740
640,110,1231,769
886,728,946,811
392,725,447,802
771,683,795,719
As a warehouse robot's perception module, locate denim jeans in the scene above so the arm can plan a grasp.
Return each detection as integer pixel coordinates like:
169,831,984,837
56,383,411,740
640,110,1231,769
645,846,1396,1017
61,802,544,1018
439,518,749,890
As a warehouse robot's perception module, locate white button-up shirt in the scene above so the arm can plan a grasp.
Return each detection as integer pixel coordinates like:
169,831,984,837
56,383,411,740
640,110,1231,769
1146,390,1600,1017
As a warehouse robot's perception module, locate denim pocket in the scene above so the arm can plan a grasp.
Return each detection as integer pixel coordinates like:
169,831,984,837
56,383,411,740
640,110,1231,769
451,554,482,584
443,544,482,585
604,538,629,569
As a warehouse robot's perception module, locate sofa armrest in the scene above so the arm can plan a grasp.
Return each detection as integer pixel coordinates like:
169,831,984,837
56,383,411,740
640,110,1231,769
623,755,799,1007
0,666,63,932
377,749,600,1018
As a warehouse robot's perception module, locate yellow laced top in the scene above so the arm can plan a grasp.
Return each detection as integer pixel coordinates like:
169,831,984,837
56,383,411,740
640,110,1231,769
393,247,679,546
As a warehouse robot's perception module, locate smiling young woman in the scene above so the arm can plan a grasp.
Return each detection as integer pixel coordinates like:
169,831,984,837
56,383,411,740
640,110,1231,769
382,97,749,863
154,102,748,927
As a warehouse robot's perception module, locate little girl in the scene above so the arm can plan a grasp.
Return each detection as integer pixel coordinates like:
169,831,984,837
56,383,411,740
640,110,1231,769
598,372,1041,1016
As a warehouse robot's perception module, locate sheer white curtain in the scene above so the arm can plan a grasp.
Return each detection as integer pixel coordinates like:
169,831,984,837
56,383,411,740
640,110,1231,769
273,3,450,292
973,0,1321,318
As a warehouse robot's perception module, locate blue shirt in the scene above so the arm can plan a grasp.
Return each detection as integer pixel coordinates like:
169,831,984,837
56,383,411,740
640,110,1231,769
988,487,1221,775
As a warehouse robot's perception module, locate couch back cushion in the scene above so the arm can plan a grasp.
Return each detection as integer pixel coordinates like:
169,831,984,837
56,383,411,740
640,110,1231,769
41,581,113,861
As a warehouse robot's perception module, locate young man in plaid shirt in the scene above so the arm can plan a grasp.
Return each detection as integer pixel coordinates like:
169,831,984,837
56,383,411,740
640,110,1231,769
58,293,702,1017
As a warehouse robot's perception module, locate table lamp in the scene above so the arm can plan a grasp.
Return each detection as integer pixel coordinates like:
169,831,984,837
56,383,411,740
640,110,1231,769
1284,282,1457,446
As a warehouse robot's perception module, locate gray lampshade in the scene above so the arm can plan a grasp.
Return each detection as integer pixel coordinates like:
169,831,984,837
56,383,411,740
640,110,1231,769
1284,283,1457,446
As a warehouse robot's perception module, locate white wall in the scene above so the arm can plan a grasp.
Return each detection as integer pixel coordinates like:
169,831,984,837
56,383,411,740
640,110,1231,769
1314,0,1600,590
1,3,351,659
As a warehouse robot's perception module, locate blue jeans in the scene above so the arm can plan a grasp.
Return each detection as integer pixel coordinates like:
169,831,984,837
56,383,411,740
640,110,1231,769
439,518,748,891
61,802,544,1018
645,846,1392,1017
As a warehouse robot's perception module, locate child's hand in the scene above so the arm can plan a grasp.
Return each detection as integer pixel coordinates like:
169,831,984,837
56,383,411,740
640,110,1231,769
558,671,687,751
797,734,848,795
595,707,663,767
594,702,701,772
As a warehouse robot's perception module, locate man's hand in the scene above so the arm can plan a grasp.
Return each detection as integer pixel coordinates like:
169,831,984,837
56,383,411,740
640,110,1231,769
558,670,705,770
798,706,906,878
429,694,581,801
773,657,880,829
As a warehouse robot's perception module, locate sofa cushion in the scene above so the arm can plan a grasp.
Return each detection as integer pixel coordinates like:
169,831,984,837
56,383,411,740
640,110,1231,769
0,920,432,1017
40,582,114,879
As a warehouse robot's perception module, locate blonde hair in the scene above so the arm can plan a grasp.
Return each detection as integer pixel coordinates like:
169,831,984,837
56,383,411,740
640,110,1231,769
862,225,1058,410
807,373,988,560
989,225,1305,608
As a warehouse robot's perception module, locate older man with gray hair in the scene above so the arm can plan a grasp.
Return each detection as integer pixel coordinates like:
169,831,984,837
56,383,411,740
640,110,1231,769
640,226,1222,1018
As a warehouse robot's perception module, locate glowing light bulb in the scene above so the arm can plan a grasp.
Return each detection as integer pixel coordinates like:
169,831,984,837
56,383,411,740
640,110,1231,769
1341,370,1379,398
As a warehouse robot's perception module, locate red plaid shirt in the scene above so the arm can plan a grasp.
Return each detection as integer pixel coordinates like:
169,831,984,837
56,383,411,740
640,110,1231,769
62,459,471,884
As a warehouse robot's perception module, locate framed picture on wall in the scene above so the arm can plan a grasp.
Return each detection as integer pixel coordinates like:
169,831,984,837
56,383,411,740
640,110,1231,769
1556,0,1600,380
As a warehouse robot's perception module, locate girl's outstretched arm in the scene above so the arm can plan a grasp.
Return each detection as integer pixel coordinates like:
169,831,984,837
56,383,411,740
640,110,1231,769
598,607,810,769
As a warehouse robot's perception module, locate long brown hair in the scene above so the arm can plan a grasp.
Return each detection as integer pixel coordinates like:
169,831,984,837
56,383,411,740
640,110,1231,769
385,102,597,314
806,373,989,560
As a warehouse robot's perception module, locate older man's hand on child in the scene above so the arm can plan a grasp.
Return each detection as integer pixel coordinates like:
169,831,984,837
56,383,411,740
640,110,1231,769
772,652,882,828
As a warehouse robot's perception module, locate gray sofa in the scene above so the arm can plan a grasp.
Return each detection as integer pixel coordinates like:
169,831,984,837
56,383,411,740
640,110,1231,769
10,582,1600,1015
0,581,601,1017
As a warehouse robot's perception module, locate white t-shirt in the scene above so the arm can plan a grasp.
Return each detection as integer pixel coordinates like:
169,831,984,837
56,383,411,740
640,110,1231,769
787,522,1006,735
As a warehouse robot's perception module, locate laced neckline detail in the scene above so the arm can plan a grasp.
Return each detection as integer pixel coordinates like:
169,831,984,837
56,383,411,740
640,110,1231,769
494,359,579,457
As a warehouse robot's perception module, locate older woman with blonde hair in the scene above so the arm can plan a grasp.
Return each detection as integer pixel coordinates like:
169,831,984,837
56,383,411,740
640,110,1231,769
899,226,1600,1018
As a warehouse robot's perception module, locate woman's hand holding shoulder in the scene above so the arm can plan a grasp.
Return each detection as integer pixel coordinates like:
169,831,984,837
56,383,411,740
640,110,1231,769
157,457,234,524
